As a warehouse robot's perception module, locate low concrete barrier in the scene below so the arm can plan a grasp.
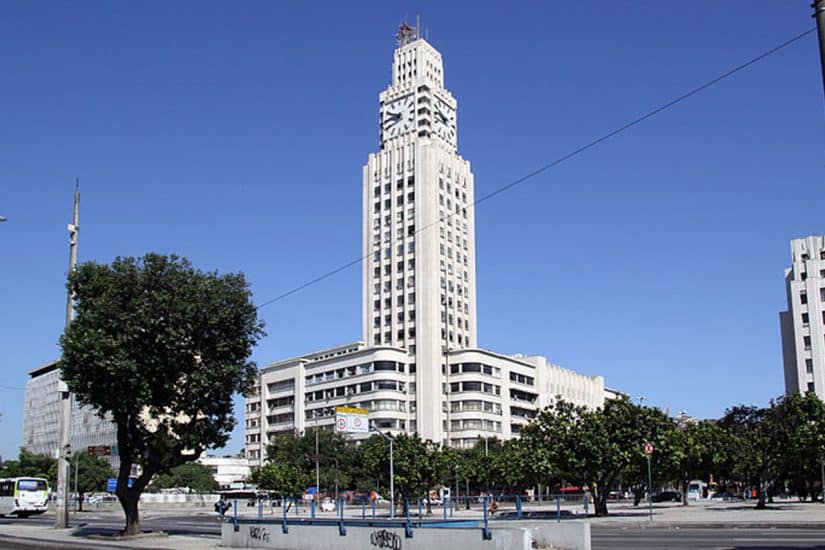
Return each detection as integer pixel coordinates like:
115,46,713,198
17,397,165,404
221,520,531,550
529,523,591,550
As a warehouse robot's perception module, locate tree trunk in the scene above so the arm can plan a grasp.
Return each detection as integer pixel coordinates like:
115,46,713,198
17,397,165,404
682,474,690,506
590,487,609,516
633,487,644,506
122,494,141,536
78,492,84,512
755,477,767,510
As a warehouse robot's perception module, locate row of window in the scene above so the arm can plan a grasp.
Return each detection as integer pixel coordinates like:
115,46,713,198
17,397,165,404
449,381,501,395
800,311,825,325
802,334,825,350
799,288,825,304
448,362,502,378
373,243,415,262
449,419,501,433
267,379,295,393
305,379,408,403
449,399,503,415
375,260,415,278
305,361,410,386
267,396,294,410
509,372,535,386
799,268,825,281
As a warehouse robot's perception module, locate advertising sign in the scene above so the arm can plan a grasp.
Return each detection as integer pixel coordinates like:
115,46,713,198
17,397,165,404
334,406,369,433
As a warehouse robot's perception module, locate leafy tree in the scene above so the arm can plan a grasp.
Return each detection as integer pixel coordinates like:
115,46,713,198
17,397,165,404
149,462,218,493
0,449,57,486
359,433,441,503
59,254,264,535
765,393,825,502
672,420,728,505
522,398,677,516
73,452,115,511
718,405,776,508
265,429,355,495
248,462,308,502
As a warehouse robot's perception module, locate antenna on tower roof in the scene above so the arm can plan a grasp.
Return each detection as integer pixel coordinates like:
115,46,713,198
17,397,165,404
416,12,420,39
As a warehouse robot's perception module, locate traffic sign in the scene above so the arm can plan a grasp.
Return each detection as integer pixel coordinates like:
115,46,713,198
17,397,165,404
334,406,369,433
644,443,654,455
87,445,112,457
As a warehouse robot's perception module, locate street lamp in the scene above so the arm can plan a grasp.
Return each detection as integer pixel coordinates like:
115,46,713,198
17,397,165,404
370,422,394,518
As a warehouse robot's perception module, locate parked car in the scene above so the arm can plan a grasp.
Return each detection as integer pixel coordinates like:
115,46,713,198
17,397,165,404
651,491,682,503
320,497,336,512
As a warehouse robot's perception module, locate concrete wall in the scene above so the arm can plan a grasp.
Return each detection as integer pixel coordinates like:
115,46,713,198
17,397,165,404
530,522,591,550
221,520,531,550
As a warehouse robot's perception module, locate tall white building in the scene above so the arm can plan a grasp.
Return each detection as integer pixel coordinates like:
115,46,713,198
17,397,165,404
780,236,825,400
245,25,609,463
362,24,477,442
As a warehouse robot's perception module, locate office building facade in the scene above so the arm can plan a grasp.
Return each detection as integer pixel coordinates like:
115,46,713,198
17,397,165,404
22,361,119,467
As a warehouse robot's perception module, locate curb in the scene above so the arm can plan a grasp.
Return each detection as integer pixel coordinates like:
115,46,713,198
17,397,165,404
592,522,825,530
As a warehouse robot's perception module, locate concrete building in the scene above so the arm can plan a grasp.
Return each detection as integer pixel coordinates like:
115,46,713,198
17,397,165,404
244,25,609,464
197,455,251,489
22,361,119,467
780,236,825,401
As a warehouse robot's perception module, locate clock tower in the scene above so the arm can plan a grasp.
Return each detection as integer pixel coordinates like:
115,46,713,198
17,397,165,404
362,23,477,443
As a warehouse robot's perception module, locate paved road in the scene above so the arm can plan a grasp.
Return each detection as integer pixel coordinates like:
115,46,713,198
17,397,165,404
592,526,825,549
0,512,221,548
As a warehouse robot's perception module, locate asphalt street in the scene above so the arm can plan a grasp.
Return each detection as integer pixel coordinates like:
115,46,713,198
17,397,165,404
3,511,825,549
592,526,825,549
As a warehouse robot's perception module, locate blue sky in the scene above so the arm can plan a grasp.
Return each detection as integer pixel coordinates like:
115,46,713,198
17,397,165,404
1,1,823,461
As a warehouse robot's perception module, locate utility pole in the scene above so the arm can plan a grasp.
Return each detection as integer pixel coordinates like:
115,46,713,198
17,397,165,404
814,0,825,100
55,182,79,528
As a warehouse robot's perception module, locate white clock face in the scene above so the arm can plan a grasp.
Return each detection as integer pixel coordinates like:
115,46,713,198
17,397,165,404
382,95,415,139
433,98,456,143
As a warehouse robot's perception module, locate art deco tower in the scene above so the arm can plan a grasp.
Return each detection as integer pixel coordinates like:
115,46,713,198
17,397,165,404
361,24,477,442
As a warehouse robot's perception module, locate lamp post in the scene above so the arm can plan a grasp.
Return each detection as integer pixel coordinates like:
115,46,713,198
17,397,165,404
371,422,394,518
56,184,79,529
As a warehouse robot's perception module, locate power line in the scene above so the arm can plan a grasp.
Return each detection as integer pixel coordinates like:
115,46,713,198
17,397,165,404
256,27,816,311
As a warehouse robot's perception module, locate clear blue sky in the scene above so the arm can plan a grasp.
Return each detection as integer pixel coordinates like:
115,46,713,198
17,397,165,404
1,1,823,461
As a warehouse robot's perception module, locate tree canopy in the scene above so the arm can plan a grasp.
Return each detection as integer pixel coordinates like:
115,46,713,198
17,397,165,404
73,452,115,510
59,253,264,534
0,449,57,486
149,462,219,493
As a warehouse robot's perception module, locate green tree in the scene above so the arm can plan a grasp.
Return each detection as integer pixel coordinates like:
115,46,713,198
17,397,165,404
264,429,355,496
248,462,309,502
522,398,677,516
765,393,825,502
672,420,728,505
359,433,441,503
149,462,219,493
0,449,57,487
718,405,776,508
59,253,264,535
73,452,115,511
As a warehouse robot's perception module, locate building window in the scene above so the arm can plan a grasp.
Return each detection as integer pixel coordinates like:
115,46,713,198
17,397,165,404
808,382,816,393
802,313,810,325
806,359,814,373
804,336,812,349
801,292,808,305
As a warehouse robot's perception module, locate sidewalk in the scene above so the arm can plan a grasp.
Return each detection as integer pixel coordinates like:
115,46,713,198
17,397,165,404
566,499,825,529
2,500,823,549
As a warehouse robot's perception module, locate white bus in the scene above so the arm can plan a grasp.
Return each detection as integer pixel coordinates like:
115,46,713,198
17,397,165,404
0,477,50,517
